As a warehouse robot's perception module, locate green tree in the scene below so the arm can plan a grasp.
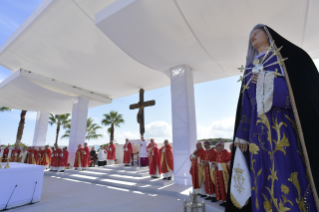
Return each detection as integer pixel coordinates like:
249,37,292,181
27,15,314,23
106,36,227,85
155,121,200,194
0,106,11,112
101,111,124,141
49,113,71,146
61,117,103,141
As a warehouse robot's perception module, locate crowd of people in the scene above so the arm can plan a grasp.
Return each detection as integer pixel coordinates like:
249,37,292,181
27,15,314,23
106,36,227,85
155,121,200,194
0,144,69,171
190,140,232,207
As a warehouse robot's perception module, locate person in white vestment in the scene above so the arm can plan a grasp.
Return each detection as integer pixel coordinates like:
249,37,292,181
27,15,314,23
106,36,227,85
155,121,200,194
20,146,28,163
97,146,106,166
139,136,148,166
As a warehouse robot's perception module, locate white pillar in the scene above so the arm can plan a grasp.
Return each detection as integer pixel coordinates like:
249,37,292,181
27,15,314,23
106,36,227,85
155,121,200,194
169,65,197,185
68,97,89,167
32,111,49,147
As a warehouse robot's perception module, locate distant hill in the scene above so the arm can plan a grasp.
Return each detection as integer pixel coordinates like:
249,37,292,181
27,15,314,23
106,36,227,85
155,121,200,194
198,138,233,145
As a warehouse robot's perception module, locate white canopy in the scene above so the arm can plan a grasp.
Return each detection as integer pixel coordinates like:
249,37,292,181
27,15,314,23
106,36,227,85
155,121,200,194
0,0,318,113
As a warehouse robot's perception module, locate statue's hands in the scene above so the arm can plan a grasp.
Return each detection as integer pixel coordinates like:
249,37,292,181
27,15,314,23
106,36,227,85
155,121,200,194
251,73,259,84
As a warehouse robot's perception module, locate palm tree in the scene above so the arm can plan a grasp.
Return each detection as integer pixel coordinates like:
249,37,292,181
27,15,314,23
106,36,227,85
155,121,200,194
61,117,103,140
15,110,27,148
49,113,71,146
0,106,11,112
101,111,124,141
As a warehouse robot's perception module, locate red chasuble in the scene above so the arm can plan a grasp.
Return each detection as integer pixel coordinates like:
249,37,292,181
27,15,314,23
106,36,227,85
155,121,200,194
74,148,84,168
214,149,231,201
83,146,90,167
52,149,62,168
27,149,39,165
59,150,69,167
147,142,157,163
197,148,216,195
51,150,55,165
2,148,9,162
123,142,132,164
107,144,116,160
149,146,162,175
160,144,174,174
190,148,206,189
38,150,43,165
11,149,21,162
41,148,52,166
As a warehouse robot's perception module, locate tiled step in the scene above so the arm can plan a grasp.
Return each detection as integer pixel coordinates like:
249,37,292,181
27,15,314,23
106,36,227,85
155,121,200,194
75,166,150,177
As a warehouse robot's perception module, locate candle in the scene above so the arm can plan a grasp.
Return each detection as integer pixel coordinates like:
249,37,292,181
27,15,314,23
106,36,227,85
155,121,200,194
8,147,13,159
0,147,4,157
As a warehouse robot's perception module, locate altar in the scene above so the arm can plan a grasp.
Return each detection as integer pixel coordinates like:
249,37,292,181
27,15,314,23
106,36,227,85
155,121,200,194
0,163,44,210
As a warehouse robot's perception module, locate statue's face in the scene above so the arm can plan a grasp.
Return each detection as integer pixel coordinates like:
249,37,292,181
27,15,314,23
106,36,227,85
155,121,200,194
250,29,270,50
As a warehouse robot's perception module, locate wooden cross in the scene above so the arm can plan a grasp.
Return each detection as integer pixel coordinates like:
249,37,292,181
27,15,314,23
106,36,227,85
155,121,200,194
129,89,155,136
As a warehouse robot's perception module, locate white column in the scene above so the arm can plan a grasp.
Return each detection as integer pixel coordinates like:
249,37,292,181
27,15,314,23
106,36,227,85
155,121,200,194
32,111,49,147
68,97,89,167
169,65,197,185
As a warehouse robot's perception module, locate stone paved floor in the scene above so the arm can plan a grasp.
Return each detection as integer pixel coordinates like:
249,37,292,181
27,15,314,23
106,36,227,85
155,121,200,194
9,175,186,212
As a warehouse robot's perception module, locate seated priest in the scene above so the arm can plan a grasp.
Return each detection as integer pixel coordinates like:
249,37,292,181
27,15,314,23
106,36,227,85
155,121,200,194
97,146,106,166
160,140,174,180
27,146,39,165
59,147,69,172
195,141,217,202
11,146,21,162
190,142,206,195
74,144,84,170
83,142,90,170
123,138,133,166
149,139,162,178
41,145,52,169
212,141,231,207
107,141,116,165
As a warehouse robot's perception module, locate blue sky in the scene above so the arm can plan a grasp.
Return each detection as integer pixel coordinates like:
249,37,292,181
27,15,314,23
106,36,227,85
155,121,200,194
0,0,318,146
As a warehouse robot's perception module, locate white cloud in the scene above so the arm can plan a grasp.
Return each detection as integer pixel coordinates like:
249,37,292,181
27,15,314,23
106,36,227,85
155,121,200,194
144,121,172,138
197,117,235,139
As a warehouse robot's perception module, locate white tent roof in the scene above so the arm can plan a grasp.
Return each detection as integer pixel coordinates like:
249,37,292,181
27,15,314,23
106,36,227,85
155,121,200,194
0,0,318,113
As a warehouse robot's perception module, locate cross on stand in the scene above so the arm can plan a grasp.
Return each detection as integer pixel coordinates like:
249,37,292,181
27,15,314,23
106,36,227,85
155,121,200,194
129,89,156,136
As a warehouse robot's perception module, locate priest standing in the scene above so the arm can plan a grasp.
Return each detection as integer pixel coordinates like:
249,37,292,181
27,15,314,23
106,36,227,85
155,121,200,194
27,146,39,165
11,146,21,162
41,145,52,169
107,141,116,165
83,142,90,170
38,147,43,165
59,147,69,172
123,139,132,166
212,140,231,207
19,146,28,163
190,142,206,195
74,144,84,170
97,146,106,166
160,140,174,180
149,139,161,178
138,136,148,166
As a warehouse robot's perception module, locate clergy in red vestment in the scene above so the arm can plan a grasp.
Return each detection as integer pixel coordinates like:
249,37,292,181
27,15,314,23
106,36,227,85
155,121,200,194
74,144,84,170
50,147,55,166
195,141,217,202
11,146,21,162
107,141,116,165
38,147,43,165
160,140,174,180
147,139,157,165
149,139,162,178
41,145,52,169
51,147,62,171
212,141,231,207
83,142,90,170
123,139,132,166
27,146,39,165
2,147,9,162
190,142,206,195
59,147,69,172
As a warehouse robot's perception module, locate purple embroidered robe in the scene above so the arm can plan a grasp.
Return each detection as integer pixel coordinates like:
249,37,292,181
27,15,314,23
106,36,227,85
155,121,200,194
235,53,316,211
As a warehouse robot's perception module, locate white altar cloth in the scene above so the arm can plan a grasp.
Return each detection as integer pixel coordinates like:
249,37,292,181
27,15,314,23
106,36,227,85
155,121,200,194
0,163,44,210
